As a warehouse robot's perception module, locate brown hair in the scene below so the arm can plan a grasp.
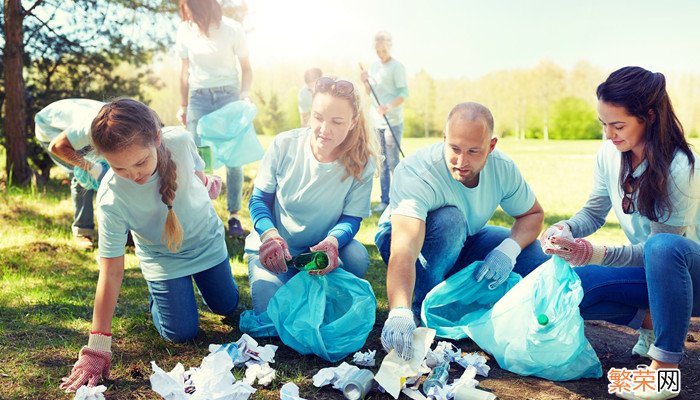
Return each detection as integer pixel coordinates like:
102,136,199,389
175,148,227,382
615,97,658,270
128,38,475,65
90,98,184,252
179,0,222,37
597,66,695,222
312,79,379,181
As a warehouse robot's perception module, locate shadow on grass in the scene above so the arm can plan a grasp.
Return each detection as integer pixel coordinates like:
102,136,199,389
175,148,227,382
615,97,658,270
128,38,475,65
0,204,74,238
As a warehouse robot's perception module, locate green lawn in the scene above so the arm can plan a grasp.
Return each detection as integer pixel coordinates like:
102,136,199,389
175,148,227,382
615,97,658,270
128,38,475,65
0,137,691,399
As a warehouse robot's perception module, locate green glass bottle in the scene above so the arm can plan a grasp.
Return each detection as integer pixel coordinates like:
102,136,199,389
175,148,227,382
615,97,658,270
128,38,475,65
287,251,328,271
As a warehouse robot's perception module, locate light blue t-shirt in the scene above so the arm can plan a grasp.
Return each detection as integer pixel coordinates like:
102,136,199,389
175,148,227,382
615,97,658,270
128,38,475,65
378,142,536,236
591,140,700,243
298,86,312,116
34,99,105,148
245,128,375,255
97,127,227,281
176,17,249,91
368,58,408,127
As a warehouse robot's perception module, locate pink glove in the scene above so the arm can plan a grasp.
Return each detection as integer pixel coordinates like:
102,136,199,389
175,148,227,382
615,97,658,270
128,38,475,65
545,236,607,266
204,175,222,199
309,236,340,276
60,346,111,392
259,231,292,273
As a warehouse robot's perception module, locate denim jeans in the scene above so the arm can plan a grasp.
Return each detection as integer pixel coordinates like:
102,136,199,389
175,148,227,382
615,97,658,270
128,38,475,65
575,233,700,364
187,85,243,214
146,257,239,342
39,141,95,237
376,123,404,205
247,239,370,313
375,206,550,316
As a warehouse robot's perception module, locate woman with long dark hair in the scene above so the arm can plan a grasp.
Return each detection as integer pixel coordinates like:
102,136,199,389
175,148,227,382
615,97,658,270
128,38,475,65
543,66,700,400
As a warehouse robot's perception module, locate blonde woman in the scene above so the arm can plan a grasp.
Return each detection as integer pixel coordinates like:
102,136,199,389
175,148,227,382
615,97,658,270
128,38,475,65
246,77,378,313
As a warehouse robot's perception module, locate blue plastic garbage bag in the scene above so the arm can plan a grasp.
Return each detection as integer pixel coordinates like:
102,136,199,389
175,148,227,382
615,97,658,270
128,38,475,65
422,257,602,381
421,261,521,340
73,159,110,191
240,268,376,362
197,101,264,168
239,309,277,338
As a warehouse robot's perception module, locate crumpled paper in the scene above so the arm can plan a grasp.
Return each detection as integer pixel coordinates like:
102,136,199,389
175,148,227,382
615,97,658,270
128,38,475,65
352,349,376,367
150,350,257,400
73,385,107,400
312,362,359,389
243,362,276,386
280,382,307,400
542,226,574,252
455,353,490,377
375,327,437,399
210,334,278,366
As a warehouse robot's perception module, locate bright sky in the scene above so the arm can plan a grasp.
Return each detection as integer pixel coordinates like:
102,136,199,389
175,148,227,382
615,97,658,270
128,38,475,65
245,0,700,79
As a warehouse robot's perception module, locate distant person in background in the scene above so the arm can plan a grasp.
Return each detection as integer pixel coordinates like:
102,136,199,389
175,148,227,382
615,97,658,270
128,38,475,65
220,0,247,24
361,30,408,214
542,66,700,400
176,0,252,237
298,67,323,127
246,77,378,313
35,98,107,250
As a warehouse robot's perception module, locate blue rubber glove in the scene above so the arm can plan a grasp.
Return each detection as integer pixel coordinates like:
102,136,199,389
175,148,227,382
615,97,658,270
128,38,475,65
380,308,416,360
74,160,109,191
474,238,521,290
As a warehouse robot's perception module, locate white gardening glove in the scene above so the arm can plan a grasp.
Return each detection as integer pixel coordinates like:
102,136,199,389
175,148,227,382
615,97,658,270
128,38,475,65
380,308,416,360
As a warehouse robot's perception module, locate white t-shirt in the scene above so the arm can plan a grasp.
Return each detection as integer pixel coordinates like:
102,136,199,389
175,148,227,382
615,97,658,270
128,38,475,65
34,99,105,148
176,17,249,91
298,86,312,116
368,58,408,127
378,142,536,236
246,128,375,255
591,140,700,243
97,127,227,281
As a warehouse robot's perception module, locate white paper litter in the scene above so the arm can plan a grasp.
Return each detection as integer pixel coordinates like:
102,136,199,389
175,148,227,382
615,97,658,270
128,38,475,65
280,382,307,400
352,349,376,367
312,362,360,389
243,362,276,386
402,387,429,400
210,334,278,366
455,353,490,377
374,327,436,399
150,343,258,400
73,385,107,400
542,226,574,252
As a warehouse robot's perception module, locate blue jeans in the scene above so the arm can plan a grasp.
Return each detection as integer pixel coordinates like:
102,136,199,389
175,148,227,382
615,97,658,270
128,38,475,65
39,141,95,237
247,239,370,313
375,206,549,315
376,123,404,205
575,234,700,364
146,257,239,342
187,85,243,214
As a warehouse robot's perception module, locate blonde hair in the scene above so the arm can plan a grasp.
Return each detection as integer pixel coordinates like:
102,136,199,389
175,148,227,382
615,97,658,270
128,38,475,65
313,81,380,181
90,98,184,252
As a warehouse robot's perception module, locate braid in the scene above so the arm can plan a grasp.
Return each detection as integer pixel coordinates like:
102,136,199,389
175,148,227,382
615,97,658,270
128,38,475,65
157,143,183,252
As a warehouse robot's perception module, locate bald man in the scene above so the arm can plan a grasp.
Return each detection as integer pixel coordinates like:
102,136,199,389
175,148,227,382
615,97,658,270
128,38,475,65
375,102,549,359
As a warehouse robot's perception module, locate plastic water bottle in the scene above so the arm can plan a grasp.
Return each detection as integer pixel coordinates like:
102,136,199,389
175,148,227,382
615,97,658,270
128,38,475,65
288,251,329,271
342,369,374,400
423,362,449,394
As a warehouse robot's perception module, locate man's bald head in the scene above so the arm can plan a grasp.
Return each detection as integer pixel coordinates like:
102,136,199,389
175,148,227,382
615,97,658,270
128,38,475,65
447,102,494,136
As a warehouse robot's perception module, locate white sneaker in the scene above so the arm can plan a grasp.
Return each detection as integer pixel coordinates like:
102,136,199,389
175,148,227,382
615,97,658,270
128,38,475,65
632,328,655,358
373,202,388,214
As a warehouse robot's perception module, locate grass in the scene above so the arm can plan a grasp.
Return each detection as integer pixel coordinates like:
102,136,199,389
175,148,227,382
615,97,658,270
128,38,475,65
1,137,695,399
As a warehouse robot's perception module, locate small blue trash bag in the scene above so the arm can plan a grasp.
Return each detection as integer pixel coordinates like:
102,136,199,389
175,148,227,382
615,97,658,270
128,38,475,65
197,100,264,168
422,257,602,381
239,268,376,362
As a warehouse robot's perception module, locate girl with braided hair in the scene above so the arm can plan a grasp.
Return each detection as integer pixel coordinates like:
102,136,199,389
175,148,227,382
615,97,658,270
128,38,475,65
60,98,238,392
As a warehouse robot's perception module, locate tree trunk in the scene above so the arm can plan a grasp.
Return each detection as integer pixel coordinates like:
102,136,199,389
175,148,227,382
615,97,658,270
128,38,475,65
3,0,31,186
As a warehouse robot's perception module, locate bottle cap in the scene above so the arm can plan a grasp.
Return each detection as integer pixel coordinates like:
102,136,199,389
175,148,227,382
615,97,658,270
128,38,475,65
537,314,549,325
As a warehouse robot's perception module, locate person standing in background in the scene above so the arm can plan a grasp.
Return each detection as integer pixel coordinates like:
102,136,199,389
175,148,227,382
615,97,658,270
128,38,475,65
298,67,323,127
361,30,408,214
176,0,252,237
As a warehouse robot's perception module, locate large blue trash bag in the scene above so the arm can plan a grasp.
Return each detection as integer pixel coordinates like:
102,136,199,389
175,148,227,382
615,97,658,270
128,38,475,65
197,100,264,168
421,261,521,340
422,257,602,381
240,268,376,362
